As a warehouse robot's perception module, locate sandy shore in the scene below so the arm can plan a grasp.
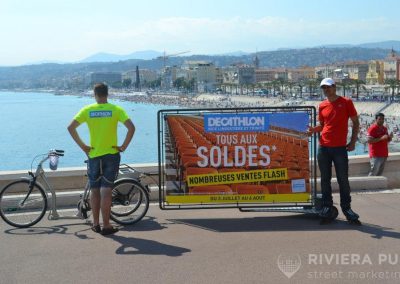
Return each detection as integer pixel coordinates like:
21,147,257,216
61,90,400,151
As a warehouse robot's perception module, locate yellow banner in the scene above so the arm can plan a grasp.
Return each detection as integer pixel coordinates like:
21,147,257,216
166,193,310,204
186,168,288,187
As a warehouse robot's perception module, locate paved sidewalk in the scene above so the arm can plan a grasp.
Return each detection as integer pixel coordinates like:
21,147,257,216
0,192,399,284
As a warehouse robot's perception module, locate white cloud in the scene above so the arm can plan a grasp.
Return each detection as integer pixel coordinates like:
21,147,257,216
0,15,399,65
85,16,400,53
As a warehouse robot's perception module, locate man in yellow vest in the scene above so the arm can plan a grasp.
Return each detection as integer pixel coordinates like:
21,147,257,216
68,83,135,235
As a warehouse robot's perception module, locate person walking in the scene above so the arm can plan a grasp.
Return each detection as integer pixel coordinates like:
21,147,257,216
367,113,392,176
68,83,135,235
308,78,361,224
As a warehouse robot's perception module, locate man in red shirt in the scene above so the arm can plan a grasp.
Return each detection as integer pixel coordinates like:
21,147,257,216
367,113,392,176
308,78,361,224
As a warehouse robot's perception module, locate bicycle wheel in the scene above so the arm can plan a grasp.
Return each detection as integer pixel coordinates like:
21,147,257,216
110,179,149,225
0,179,47,228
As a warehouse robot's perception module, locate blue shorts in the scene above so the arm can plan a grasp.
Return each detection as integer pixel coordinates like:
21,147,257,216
88,153,121,188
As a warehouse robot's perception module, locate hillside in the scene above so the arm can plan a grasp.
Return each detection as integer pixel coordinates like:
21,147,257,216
0,47,393,89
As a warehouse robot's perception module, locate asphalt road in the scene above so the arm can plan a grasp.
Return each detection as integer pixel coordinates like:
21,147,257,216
1,191,399,284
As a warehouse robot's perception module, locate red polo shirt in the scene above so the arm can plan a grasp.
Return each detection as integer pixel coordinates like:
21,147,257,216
318,96,357,147
367,124,389,157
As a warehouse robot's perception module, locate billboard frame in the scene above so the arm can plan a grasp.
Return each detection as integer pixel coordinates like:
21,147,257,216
157,106,318,211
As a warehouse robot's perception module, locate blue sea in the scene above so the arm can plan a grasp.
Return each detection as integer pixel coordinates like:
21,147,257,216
0,91,367,171
0,91,176,171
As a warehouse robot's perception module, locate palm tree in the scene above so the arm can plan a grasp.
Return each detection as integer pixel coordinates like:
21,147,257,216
255,82,263,96
338,78,351,97
306,79,319,98
272,80,280,96
350,79,365,100
265,81,273,97
384,79,400,102
286,81,295,98
277,78,287,98
297,80,306,98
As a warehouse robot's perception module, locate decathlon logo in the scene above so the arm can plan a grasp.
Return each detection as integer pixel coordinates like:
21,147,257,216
204,113,269,132
89,111,112,118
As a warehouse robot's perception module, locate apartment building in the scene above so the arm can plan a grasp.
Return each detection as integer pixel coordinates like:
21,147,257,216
366,60,384,85
383,49,400,80
86,72,122,86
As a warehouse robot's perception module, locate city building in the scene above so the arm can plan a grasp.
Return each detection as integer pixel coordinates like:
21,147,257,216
192,62,217,92
289,66,316,82
383,49,400,80
124,69,159,85
315,65,337,79
86,72,122,87
335,61,368,81
255,68,276,83
366,60,384,85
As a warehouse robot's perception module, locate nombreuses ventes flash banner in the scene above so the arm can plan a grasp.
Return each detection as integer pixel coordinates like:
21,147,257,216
164,110,311,204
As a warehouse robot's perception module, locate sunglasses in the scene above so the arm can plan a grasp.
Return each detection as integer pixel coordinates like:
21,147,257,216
321,85,332,90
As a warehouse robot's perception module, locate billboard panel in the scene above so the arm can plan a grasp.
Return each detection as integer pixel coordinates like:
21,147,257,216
158,107,316,209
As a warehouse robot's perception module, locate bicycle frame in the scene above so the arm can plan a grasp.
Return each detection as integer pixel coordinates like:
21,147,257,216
26,157,151,221
1,148,154,228
27,155,61,220
27,159,149,220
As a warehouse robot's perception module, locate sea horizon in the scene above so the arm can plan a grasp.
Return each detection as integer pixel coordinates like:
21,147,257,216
0,91,174,171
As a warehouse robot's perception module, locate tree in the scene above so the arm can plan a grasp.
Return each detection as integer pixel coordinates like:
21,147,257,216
384,79,400,102
146,77,161,89
338,78,351,97
122,78,132,88
271,80,280,96
111,81,122,89
297,80,306,98
350,79,365,100
187,78,196,92
173,77,186,90
265,81,274,97
277,78,287,97
172,77,196,93
306,79,319,97
286,81,295,98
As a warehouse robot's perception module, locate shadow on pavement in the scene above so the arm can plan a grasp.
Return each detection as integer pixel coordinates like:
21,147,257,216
168,214,400,239
119,216,167,232
3,216,165,239
3,222,95,240
108,234,191,256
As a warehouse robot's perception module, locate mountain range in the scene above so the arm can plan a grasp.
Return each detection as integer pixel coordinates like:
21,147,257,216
79,50,163,63
76,40,400,64
0,41,399,89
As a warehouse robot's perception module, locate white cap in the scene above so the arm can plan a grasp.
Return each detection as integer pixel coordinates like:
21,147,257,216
320,78,335,87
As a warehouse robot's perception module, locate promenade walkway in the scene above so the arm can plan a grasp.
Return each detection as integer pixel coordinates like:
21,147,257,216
1,191,399,284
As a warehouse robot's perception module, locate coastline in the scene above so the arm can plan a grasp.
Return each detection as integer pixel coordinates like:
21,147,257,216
3,89,400,153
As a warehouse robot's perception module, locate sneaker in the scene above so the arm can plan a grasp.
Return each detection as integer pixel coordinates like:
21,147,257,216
343,208,359,221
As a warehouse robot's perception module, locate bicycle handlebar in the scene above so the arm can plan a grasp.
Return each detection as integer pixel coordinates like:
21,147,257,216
50,149,65,156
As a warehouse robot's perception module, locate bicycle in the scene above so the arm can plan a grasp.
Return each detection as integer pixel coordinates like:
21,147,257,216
0,149,151,228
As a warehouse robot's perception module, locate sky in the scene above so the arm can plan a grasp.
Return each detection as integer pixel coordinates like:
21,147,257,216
0,0,399,66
